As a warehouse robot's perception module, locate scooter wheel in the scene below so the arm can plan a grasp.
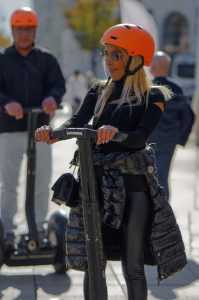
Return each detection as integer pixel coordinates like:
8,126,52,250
47,210,68,274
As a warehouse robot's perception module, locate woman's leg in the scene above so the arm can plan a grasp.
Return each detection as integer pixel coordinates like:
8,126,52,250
121,191,151,300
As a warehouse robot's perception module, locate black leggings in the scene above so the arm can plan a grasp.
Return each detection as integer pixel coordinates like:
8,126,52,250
83,191,150,300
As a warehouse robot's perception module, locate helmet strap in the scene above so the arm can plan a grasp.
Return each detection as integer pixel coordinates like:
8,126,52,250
104,76,111,88
124,56,144,77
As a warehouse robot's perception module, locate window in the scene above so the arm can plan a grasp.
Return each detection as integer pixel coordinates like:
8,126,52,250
163,13,189,55
177,64,195,78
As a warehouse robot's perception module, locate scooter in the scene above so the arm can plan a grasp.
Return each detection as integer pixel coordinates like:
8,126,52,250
0,108,68,273
50,127,126,300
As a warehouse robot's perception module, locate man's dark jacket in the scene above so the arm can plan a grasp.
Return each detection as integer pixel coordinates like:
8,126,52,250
149,76,194,146
0,45,66,133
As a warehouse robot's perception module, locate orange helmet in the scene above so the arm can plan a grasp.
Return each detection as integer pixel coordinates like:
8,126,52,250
100,24,155,66
10,7,38,27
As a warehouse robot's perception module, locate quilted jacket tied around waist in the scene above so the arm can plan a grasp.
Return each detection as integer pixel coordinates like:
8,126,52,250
66,144,187,282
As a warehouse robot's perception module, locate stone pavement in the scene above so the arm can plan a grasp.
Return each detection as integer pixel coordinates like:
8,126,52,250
0,110,199,299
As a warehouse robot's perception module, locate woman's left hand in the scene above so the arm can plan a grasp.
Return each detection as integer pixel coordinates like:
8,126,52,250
97,125,118,145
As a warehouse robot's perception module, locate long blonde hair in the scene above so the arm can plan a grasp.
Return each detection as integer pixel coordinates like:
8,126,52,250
94,50,172,118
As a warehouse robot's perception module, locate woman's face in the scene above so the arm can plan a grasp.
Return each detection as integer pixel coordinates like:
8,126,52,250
102,44,126,81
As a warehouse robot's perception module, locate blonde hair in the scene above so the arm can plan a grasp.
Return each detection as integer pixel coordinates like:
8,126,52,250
94,50,172,118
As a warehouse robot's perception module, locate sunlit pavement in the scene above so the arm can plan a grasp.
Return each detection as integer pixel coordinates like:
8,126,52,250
0,109,198,299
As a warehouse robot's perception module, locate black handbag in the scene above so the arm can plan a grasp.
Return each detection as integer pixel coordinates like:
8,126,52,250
51,173,80,207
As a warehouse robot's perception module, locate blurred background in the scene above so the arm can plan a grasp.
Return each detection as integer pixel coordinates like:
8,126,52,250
0,3,199,299
0,0,199,104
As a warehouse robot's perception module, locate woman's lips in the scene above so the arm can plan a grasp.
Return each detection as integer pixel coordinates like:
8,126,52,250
108,67,117,73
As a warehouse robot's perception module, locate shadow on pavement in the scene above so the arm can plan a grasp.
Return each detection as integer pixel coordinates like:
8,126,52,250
0,271,71,299
146,259,199,299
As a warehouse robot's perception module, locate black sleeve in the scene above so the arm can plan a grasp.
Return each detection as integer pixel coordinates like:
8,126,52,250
56,84,99,130
44,54,66,104
177,96,195,146
0,53,14,109
171,82,184,96
121,88,166,148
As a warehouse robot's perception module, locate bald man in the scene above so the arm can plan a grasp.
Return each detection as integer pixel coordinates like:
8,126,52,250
150,51,171,78
148,51,194,201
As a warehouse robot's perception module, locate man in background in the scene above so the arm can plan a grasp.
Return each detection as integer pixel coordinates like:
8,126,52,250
0,7,66,248
149,51,194,200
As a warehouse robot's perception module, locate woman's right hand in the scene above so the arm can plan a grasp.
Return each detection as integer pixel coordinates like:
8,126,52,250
34,125,58,144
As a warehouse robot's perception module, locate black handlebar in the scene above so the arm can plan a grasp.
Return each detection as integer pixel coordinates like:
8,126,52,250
50,128,128,143
0,105,63,114
23,107,44,114
23,105,63,114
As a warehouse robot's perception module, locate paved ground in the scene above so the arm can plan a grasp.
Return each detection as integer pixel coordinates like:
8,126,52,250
0,110,199,299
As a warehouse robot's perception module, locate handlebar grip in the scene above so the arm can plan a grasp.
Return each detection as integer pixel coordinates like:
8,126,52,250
50,128,128,143
50,128,69,140
23,105,63,114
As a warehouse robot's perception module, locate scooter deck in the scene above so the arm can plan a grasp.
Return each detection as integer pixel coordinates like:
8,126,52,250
5,233,57,266
6,250,56,267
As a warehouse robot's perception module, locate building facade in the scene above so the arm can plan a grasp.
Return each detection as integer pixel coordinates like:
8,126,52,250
34,0,92,78
140,0,199,57
33,0,199,90
140,0,199,99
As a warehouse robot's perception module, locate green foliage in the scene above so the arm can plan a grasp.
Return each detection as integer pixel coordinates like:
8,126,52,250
64,0,119,50
0,32,11,49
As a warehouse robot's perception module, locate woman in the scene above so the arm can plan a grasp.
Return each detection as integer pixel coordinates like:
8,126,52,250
35,24,186,300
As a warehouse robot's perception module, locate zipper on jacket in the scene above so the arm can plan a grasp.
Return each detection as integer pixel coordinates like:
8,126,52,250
148,233,163,285
25,62,28,107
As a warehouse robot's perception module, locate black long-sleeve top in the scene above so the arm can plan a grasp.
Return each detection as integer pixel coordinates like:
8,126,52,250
0,45,66,132
60,79,165,151
59,79,166,191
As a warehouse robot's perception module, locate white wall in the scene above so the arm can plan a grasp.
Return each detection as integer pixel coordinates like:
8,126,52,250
141,0,199,54
0,0,32,37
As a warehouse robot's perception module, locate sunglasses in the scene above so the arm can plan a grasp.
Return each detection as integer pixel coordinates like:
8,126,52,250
14,27,36,33
101,50,123,62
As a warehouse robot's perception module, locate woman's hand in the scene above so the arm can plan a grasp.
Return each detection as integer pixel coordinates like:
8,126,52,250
34,125,58,144
97,125,118,145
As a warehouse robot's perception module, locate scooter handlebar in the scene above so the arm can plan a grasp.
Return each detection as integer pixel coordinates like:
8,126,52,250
0,105,63,114
50,128,128,143
23,105,63,114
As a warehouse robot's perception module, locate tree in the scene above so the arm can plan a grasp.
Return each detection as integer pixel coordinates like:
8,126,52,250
0,32,11,50
63,0,119,72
